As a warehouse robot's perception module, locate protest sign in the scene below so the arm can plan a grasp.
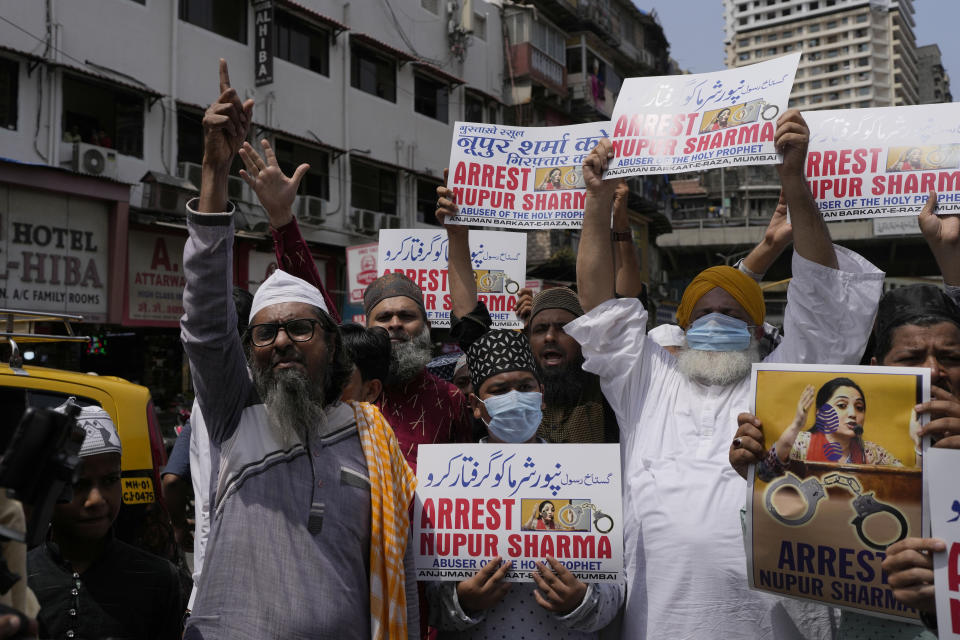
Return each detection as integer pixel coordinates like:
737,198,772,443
747,363,930,622
343,242,378,323
803,104,960,221
414,443,623,583
604,53,800,177
445,121,610,229
927,447,960,637
377,229,526,328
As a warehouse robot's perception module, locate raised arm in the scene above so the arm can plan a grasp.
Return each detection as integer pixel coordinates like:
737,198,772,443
436,169,476,319
238,139,340,321
181,59,255,444
918,191,960,286
577,140,619,312
612,180,645,298
740,190,792,279
775,109,838,269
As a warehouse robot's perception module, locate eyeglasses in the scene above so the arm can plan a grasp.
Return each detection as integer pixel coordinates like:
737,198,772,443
247,318,321,347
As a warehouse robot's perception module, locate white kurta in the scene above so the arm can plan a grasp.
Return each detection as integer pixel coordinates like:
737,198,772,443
565,247,884,640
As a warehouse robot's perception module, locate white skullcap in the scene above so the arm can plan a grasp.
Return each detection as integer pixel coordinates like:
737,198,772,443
54,400,122,458
648,323,686,348
249,270,329,323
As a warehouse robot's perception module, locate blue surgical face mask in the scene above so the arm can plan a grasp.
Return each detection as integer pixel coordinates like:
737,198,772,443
685,312,752,352
481,390,543,443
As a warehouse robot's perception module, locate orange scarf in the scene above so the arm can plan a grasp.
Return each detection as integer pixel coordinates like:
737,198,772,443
353,401,417,640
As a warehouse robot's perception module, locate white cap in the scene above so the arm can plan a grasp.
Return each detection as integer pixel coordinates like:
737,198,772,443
55,400,122,457
648,323,686,348
249,270,329,323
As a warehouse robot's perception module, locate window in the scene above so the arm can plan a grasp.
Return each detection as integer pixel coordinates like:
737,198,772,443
808,38,820,46
351,44,396,102
809,24,820,33
0,58,17,130
739,17,747,25
739,52,751,62
62,75,143,157
275,138,330,200
826,20,837,29
275,11,330,75
856,14,868,23
465,93,484,122
809,1,819,7
858,86,871,95
768,33,777,42
767,47,777,56
738,38,750,47
810,79,822,89
414,74,448,123
473,13,486,41
784,43,794,51
421,0,439,14
179,0,247,43
416,178,442,224
352,160,397,214
566,47,583,74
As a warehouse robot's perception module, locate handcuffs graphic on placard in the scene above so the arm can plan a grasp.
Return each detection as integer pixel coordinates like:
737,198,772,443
764,471,908,550
557,502,614,534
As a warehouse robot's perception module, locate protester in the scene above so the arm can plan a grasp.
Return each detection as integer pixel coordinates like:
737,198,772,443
161,420,194,551
340,323,391,403
425,352,463,384
567,110,884,638
451,354,472,396
180,59,418,639
183,286,252,611
28,403,184,640
426,328,624,638
362,271,473,469
731,192,960,637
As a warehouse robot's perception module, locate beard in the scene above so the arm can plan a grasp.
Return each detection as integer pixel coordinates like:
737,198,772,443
537,354,587,407
388,325,433,386
250,358,327,444
675,337,762,387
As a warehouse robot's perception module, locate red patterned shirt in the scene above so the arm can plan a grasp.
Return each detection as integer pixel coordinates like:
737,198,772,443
377,370,472,472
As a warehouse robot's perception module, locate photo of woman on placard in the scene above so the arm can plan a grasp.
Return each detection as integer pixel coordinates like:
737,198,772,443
769,377,903,468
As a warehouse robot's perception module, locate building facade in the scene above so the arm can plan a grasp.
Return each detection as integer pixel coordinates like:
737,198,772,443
723,0,918,109
917,44,952,104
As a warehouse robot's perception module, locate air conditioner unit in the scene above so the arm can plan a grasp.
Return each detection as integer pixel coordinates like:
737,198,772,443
178,162,203,192
143,183,191,216
227,175,247,202
178,161,247,201
70,143,118,179
350,208,382,235
294,195,325,225
380,214,402,230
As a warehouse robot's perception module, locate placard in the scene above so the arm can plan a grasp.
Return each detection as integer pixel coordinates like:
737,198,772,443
927,447,960,637
804,104,960,221
747,363,930,622
414,443,623,583
445,121,609,229
605,53,800,177
377,229,526,328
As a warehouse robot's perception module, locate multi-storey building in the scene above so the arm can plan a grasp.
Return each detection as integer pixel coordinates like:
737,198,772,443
917,43,952,104
724,0,918,108
0,0,673,401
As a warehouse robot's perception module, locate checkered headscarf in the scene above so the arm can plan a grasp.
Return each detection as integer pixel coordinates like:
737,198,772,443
467,330,538,390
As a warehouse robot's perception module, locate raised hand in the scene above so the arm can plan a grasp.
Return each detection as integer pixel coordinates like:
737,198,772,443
774,109,809,180
238,139,309,228
516,288,534,326
916,385,960,449
456,557,512,614
764,190,793,248
436,168,467,240
583,139,618,199
202,59,254,171
531,556,588,614
917,191,960,286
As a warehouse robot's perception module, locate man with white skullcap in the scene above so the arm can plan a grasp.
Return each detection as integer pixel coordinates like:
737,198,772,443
179,58,418,640
28,403,184,639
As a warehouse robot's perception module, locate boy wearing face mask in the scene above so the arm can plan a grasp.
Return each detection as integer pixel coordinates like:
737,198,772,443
424,328,624,637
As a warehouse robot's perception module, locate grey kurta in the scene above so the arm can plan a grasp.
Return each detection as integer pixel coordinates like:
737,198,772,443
180,201,417,640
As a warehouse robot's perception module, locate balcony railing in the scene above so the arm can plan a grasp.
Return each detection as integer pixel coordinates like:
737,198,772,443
510,42,566,95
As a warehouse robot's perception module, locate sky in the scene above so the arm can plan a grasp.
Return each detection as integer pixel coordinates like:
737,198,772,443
638,0,959,90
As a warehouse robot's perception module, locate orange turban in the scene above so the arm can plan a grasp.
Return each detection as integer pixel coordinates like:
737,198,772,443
675,266,765,328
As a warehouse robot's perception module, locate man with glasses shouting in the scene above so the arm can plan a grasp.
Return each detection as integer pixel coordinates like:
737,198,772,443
180,59,419,639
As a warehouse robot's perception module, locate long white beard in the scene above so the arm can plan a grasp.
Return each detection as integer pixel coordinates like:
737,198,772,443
675,337,762,387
